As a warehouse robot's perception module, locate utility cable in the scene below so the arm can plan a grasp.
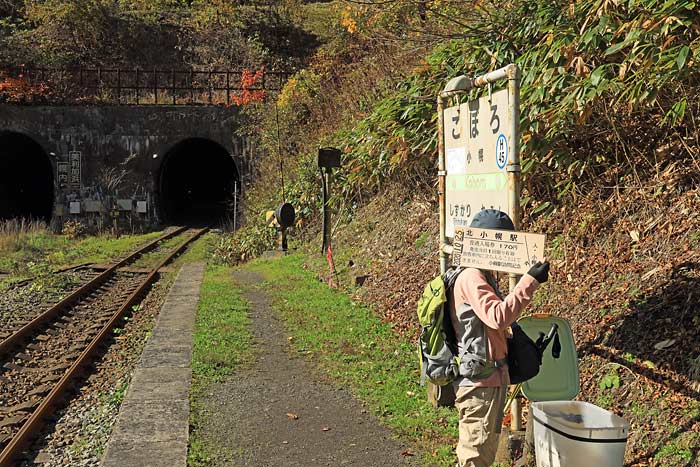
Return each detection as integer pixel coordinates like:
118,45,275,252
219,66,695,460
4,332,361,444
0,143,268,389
271,0,285,204
275,98,285,203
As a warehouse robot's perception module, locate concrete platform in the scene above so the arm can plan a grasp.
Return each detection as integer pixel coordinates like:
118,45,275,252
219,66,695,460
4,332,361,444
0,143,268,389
101,261,205,467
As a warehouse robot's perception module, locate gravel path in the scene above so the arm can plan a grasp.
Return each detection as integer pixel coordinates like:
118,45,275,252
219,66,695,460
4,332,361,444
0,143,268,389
194,269,424,467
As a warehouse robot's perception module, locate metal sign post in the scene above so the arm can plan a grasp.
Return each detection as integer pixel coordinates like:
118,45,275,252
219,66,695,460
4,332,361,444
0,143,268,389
437,64,524,429
318,147,342,256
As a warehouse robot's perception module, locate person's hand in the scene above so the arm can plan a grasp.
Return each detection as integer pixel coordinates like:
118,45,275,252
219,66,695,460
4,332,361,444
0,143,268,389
528,259,550,283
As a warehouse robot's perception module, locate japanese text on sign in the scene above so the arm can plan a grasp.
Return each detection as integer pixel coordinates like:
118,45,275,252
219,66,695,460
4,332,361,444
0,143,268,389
443,89,511,236
451,226,546,275
57,162,69,187
69,151,81,189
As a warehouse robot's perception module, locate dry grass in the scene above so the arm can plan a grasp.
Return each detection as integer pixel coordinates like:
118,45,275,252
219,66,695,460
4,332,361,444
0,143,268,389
0,218,49,253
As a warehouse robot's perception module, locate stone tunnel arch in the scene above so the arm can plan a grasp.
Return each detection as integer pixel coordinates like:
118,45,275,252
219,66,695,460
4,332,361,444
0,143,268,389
158,138,240,226
0,131,54,222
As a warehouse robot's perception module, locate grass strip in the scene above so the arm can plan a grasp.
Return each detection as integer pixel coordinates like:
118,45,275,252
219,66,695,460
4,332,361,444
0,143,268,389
0,229,164,284
247,253,458,466
189,264,253,466
174,232,218,265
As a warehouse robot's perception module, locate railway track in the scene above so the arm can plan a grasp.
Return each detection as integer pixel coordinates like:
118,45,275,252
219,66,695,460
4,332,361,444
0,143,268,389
0,226,207,466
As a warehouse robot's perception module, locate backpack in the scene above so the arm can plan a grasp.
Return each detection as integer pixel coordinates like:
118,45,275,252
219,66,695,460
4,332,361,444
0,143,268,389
417,268,556,387
416,268,462,386
417,268,506,386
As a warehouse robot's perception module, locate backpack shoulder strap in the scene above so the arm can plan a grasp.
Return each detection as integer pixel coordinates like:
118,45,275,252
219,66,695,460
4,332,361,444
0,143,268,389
482,270,504,300
442,267,464,291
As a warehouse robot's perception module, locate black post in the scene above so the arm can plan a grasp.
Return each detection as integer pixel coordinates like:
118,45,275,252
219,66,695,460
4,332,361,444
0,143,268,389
281,227,288,252
321,166,329,255
317,147,342,255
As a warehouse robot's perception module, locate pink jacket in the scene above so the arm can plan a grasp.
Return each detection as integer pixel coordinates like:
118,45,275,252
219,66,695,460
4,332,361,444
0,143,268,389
449,268,540,387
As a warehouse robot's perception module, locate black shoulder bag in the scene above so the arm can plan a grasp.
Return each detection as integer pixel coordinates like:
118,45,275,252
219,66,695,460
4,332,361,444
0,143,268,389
507,322,542,384
483,272,560,385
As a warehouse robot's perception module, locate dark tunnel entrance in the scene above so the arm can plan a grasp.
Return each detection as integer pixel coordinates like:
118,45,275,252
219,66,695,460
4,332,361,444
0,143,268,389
159,138,239,226
0,132,54,222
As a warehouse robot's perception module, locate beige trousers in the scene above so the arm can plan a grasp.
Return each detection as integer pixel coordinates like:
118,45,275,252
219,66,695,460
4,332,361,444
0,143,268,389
454,385,507,467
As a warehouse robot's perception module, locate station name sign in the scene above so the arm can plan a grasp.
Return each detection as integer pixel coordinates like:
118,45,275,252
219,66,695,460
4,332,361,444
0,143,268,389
452,226,546,275
443,88,512,237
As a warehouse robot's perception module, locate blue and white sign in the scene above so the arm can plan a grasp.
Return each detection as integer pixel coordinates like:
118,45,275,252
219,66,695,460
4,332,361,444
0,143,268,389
496,133,508,169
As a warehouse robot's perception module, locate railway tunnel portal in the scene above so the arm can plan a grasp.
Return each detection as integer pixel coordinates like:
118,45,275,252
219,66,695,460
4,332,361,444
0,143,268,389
0,104,255,229
159,138,240,225
0,131,54,222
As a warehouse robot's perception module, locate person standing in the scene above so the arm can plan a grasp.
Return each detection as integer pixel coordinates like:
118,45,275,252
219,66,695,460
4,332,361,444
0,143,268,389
449,209,550,467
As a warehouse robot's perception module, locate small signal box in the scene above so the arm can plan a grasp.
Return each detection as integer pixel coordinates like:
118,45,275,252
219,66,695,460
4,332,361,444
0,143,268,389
318,147,342,169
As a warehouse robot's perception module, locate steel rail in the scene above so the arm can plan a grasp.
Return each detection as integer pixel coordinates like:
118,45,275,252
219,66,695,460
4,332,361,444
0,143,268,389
0,226,187,354
0,227,208,467
0,226,187,357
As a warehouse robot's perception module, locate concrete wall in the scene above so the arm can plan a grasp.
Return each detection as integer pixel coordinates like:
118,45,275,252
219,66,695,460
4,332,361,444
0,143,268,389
0,104,254,229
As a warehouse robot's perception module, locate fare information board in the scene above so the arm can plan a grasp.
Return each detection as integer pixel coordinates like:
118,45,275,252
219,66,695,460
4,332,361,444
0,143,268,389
452,226,546,275
444,88,511,237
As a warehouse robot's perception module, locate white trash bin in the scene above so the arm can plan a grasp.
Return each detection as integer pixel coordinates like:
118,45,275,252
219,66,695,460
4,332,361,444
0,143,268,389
532,401,629,467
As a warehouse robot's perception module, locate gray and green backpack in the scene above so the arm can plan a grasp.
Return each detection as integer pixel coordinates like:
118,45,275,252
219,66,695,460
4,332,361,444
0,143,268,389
417,268,507,386
416,268,463,386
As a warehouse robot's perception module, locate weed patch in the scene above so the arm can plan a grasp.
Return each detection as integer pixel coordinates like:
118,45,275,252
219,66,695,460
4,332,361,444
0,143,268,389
176,232,217,265
189,264,253,466
0,228,164,285
191,265,252,382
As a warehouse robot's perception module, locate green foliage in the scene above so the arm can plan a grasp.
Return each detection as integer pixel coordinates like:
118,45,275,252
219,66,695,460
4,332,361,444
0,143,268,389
599,373,621,390
192,264,253,381
107,381,129,407
0,226,163,285
247,0,700,226
333,76,437,199
654,434,697,464
173,232,216,265
415,231,429,249
187,438,214,467
214,216,278,264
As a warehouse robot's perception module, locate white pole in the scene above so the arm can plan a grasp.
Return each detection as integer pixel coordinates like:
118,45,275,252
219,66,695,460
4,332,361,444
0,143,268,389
233,181,238,230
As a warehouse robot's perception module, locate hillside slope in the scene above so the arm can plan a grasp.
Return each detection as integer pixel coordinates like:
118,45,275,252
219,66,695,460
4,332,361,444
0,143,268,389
221,1,700,466
322,170,699,467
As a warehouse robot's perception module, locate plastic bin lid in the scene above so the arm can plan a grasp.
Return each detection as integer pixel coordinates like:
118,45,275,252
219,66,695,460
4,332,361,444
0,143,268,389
518,315,580,401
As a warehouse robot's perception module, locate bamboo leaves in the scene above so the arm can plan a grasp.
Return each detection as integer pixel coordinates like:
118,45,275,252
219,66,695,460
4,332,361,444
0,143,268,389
277,0,700,222
677,45,690,68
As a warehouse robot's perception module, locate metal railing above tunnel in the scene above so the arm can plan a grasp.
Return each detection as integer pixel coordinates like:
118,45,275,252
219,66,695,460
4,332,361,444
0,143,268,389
0,67,291,106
